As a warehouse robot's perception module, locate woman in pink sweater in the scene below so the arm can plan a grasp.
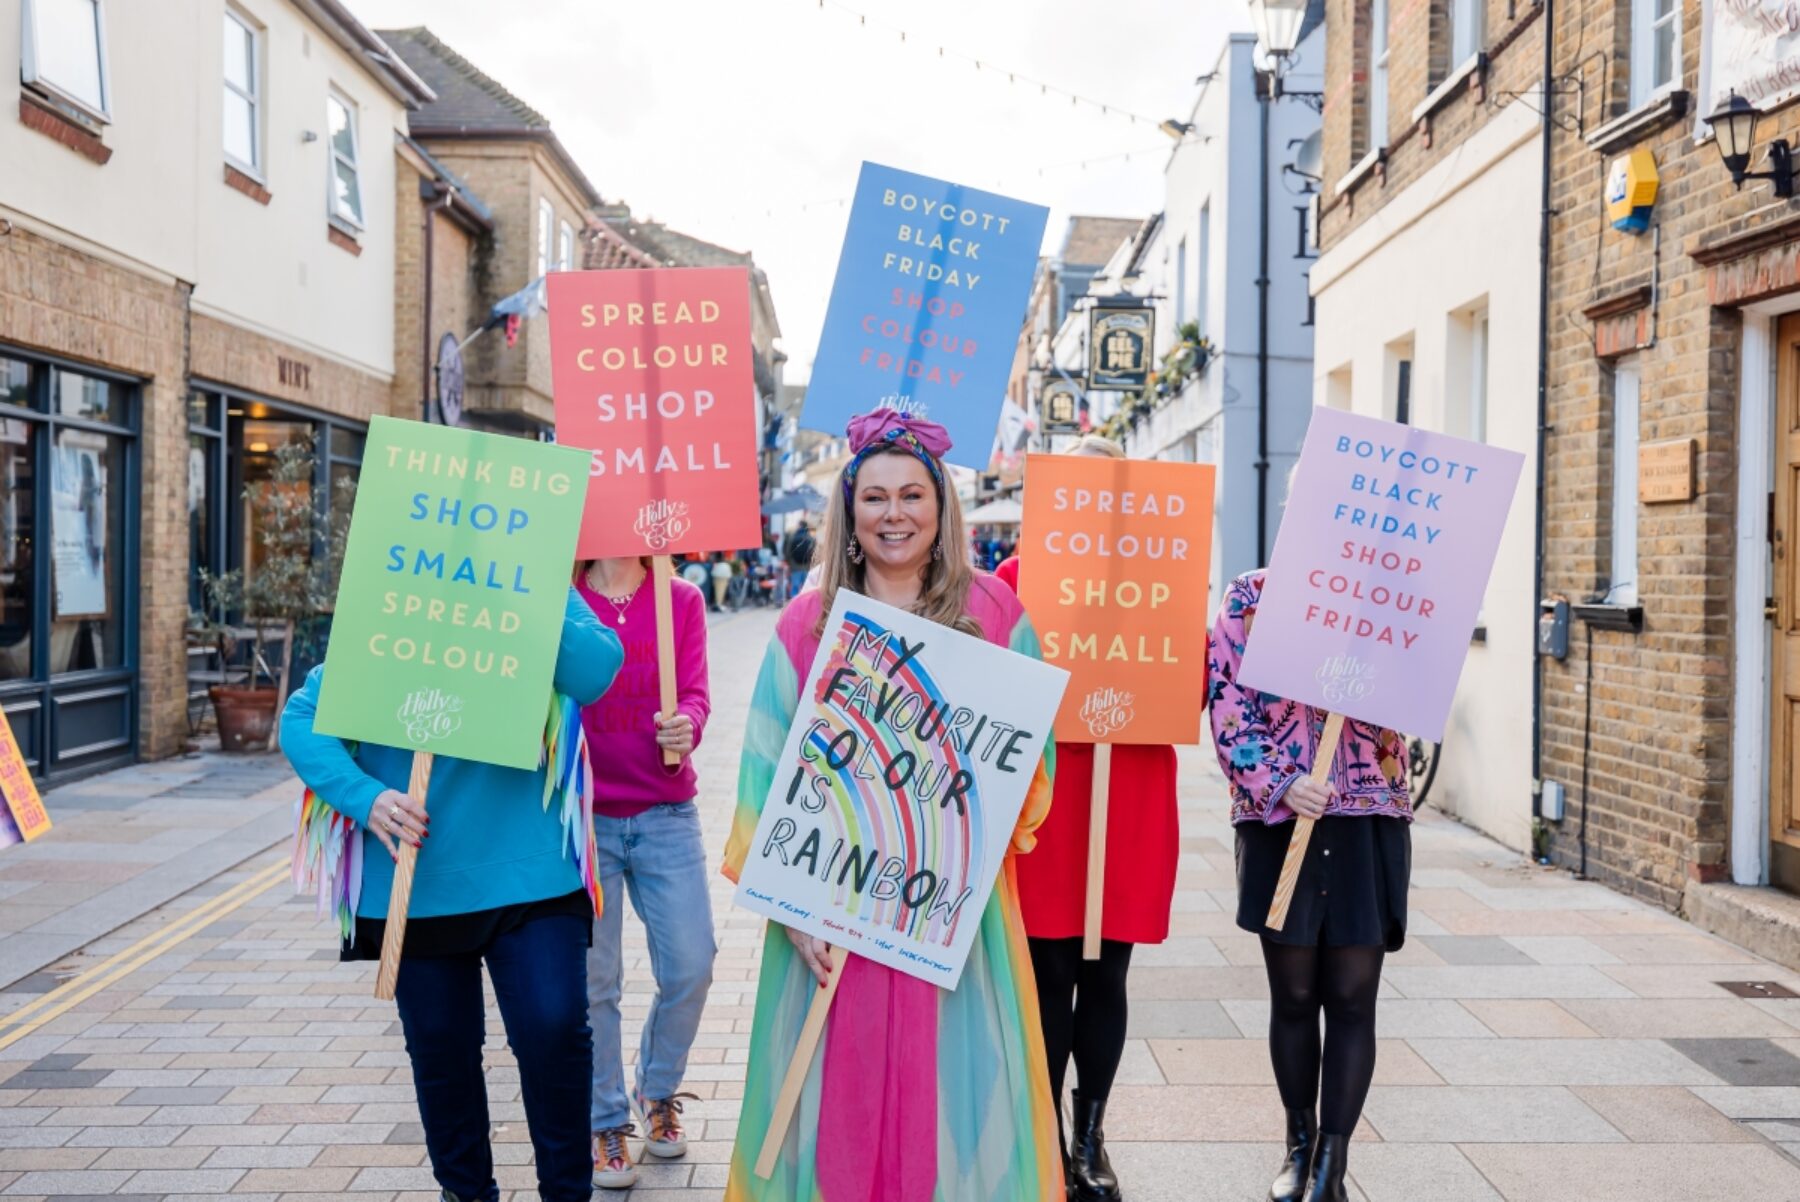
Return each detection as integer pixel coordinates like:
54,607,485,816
575,556,715,1190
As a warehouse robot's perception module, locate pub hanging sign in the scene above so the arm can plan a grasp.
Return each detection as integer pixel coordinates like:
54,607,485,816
1041,375,1085,435
1088,305,1154,389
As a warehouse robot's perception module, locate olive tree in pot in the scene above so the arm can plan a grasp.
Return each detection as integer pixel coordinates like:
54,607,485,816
190,437,350,752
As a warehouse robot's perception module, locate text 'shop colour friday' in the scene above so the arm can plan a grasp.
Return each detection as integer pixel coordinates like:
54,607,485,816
1237,407,1525,742
802,162,1049,470
733,592,1068,990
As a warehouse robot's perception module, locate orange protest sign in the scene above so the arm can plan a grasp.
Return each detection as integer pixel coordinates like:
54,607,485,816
1017,453,1215,745
0,708,50,841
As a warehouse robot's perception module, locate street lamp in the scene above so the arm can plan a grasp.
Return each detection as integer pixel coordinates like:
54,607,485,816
1707,89,1794,198
1247,0,1309,60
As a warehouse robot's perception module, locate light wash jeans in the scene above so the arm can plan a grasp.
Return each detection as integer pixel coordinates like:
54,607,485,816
586,801,717,1131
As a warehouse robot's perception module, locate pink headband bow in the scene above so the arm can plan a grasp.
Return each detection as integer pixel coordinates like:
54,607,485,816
845,411,953,458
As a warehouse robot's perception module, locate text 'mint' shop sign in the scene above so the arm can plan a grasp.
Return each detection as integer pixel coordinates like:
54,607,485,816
801,162,1050,469
1236,408,1524,742
547,266,763,560
313,417,589,770
734,593,1068,989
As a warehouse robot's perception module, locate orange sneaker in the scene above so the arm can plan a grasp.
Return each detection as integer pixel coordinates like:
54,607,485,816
635,1090,699,1159
592,1125,636,1189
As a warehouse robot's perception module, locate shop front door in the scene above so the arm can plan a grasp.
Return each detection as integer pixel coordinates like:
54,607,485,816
1770,315,1800,889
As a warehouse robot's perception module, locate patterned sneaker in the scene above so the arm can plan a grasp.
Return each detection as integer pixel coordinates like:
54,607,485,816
592,1125,637,1189
635,1089,700,1159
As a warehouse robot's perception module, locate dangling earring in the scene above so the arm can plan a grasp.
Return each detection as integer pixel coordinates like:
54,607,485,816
848,539,865,564
932,540,943,562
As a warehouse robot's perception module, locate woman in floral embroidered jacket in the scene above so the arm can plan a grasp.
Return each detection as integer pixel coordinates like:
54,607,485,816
1210,568,1411,1202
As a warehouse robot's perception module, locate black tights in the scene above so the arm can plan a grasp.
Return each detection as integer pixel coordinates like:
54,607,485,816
1260,938,1385,1136
1030,936,1133,1106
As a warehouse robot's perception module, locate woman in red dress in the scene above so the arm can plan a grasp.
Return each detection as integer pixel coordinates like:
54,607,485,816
994,435,1183,1202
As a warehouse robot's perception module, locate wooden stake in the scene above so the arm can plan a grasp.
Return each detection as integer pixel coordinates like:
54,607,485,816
652,556,681,768
373,751,434,1001
755,944,847,1179
1082,744,1113,960
1265,712,1346,931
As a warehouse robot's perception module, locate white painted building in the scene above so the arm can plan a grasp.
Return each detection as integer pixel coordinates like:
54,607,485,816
1309,98,1541,852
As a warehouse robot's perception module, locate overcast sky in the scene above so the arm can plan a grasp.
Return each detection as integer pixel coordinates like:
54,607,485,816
348,0,1249,381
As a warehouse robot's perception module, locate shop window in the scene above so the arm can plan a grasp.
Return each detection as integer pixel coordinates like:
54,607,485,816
1449,0,1484,67
1610,361,1641,605
1628,0,1680,108
0,356,32,409
0,421,36,682
326,90,362,228
558,220,575,272
223,9,261,174
537,198,555,278
1384,335,1415,425
50,426,125,672
21,0,110,123
51,368,126,424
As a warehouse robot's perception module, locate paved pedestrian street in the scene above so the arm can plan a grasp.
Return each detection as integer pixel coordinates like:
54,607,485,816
1,609,1798,1201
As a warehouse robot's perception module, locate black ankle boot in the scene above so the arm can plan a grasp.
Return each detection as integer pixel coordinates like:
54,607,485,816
1303,1133,1349,1202
1068,1089,1121,1202
1269,1108,1317,1202
1056,1101,1071,1196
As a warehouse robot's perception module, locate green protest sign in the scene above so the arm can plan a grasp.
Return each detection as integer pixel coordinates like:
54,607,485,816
313,416,589,770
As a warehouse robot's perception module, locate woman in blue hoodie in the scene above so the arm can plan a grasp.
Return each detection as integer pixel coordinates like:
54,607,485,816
283,588,622,1202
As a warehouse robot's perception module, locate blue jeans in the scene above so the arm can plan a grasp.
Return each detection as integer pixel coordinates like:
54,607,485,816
394,913,593,1202
587,801,717,1130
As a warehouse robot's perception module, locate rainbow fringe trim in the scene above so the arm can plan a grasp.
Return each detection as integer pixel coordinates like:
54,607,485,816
542,691,601,916
291,693,602,933
292,785,363,942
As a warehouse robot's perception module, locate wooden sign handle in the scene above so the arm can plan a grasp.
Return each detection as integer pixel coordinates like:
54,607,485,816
652,556,681,768
1082,744,1113,960
755,943,848,1179
374,751,435,1000
1265,712,1346,932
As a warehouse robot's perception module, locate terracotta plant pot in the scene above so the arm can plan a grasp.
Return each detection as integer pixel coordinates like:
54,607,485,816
209,685,279,752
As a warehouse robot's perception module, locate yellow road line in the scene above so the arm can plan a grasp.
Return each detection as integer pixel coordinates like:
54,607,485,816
0,856,290,1052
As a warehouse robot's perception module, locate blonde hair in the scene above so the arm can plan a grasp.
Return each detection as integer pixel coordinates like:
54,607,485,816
1072,435,1126,460
815,443,980,638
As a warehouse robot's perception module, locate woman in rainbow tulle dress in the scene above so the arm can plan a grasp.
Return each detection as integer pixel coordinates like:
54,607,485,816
721,410,1064,1202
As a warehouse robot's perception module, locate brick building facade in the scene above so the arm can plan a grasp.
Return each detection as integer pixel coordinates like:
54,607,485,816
1539,0,1800,921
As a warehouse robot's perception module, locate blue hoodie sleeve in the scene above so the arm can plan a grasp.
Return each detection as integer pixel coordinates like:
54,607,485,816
280,665,385,828
553,585,624,706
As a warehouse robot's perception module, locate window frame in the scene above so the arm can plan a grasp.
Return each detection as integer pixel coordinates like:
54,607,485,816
20,0,112,125
1448,0,1485,69
1629,0,1681,109
1470,310,1489,443
537,198,555,279
557,219,575,272
325,88,364,231
1196,202,1212,342
222,8,262,177
1610,360,1641,606
1367,0,1390,154
1174,236,1188,328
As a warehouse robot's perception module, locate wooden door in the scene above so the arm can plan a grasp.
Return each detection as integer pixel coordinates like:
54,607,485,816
1771,315,1800,889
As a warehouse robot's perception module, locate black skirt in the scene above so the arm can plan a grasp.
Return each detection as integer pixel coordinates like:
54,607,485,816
1235,816,1412,951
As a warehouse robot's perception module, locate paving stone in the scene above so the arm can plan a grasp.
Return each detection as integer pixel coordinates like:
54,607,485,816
1462,1143,1800,1200
1417,936,1538,966
1458,999,1599,1038
1558,998,1796,1039
1570,1085,1761,1143
1664,1038,1800,1087
1122,999,1241,1039
1408,1038,1723,1086
1347,1143,1502,1201
1361,1085,1626,1142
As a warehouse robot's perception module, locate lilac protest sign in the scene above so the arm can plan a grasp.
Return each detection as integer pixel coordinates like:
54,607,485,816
1236,409,1524,741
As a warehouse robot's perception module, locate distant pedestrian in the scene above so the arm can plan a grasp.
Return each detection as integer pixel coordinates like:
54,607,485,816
709,555,733,611
782,520,815,596
1210,569,1412,1202
993,435,1179,1202
575,556,716,1189
722,409,1064,1200
284,592,622,1202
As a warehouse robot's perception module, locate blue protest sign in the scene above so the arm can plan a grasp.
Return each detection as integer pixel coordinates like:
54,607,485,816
801,163,1049,469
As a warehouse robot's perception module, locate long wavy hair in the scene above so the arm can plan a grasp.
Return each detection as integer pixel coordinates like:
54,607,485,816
814,442,980,637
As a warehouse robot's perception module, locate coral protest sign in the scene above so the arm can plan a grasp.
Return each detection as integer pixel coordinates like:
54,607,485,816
0,708,50,847
1016,454,1215,745
1236,408,1524,741
547,267,762,559
313,417,590,770
800,162,1049,469
733,592,1068,989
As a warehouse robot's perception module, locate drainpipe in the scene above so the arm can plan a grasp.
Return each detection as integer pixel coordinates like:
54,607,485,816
1531,0,1556,821
422,184,455,422
1256,69,1273,563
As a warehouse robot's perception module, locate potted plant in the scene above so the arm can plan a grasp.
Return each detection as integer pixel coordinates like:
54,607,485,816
191,437,349,752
